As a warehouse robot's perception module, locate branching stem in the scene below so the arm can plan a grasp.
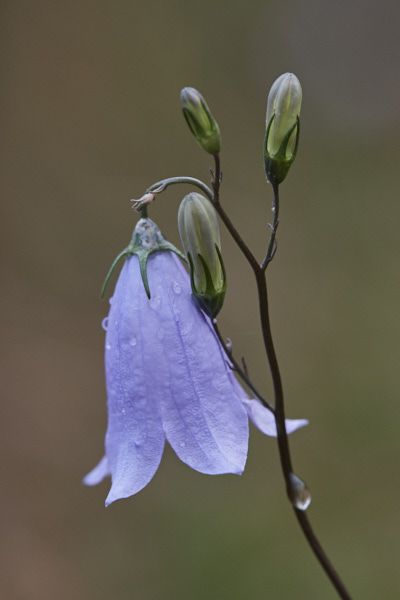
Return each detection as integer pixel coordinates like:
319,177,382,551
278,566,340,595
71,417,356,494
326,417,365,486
210,154,352,600
138,156,352,599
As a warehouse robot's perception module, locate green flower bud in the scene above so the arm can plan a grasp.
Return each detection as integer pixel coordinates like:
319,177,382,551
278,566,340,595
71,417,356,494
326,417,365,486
180,87,221,155
264,73,302,185
178,192,226,317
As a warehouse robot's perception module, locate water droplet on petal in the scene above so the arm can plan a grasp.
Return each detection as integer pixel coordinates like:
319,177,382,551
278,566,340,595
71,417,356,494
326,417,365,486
101,317,109,331
109,296,114,305
129,337,137,347
288,473,311,511
180,442,186,448
105,343,111,350
149,295,161,310
173,281,181,294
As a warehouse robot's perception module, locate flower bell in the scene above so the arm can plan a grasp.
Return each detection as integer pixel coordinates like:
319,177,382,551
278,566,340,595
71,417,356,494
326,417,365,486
84,217,308,505
180,87,221,154
264,73,302,185
178,192,226,317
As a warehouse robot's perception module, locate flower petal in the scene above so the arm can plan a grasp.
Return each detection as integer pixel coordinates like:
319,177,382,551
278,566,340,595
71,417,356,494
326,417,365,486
147,252,249,475
83,455,110,486
242,398,308,436
103,256,166,505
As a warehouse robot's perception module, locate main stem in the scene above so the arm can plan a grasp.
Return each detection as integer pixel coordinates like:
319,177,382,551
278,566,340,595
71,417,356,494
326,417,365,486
211,155,352,600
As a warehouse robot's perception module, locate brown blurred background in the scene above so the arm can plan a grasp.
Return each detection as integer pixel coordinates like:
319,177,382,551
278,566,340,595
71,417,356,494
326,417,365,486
1,1,400,598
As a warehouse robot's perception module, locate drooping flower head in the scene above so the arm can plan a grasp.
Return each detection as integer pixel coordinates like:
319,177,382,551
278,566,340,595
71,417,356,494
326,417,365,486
84,218,307,505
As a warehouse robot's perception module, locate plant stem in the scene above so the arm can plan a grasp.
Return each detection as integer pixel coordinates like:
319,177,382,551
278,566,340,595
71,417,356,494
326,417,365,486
212,319,274,413
211,155,352,600
146,176,214,202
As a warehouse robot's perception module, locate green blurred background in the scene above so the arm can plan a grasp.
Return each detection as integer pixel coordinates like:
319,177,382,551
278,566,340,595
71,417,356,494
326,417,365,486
2,1,399,598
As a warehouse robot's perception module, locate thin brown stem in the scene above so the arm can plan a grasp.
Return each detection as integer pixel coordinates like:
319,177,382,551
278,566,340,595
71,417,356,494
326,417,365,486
211,154,352,600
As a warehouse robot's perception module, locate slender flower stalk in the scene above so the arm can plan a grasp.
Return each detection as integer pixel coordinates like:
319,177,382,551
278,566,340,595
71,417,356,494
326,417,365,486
209,154,352,599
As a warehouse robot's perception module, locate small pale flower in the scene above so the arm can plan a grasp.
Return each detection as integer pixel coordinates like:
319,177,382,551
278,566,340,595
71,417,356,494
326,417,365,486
84,219,307,505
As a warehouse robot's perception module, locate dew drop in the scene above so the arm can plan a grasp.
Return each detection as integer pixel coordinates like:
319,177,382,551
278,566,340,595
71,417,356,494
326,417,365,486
109,296,114,305
101,317,109,331
149,295,161,310
129,337,137,347
105,343,111,350
288,473,311,511
180,442,186,448
173,281,181,294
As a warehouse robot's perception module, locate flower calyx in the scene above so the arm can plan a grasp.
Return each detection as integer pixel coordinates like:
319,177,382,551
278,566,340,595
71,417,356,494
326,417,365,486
101,218,185,299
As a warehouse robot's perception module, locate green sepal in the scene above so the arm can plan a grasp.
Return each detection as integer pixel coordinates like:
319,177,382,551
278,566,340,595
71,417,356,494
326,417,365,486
101,249,130,299
188,245,227,318
101,218,186,300
264,115,300,185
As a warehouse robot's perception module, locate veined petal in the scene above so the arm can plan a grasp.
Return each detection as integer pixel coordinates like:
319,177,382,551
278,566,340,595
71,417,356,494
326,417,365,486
242,398,308,436
103,256,166,505
147,252,249,475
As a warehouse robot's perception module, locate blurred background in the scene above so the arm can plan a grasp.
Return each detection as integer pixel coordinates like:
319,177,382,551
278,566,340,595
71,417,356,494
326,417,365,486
1,1,399,598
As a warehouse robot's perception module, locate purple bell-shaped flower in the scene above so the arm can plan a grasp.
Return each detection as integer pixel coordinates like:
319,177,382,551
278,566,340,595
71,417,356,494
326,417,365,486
84,219,307,505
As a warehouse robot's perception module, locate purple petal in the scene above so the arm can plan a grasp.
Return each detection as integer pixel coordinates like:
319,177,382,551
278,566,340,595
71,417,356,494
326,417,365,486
83,455,110,485
147,252,249,475
103,256,166,505
242,398,308,436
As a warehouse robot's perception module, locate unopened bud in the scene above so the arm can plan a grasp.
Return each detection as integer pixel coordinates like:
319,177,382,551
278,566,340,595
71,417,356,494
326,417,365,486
180,87,221,155
178,193,226,317
264,73,302,185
